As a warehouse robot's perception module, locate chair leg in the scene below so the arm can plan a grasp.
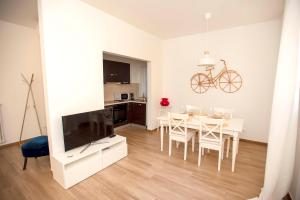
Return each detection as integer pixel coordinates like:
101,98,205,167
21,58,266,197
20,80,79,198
222,143,224,160
23,157,28,170
160,125,163,151
198,147,202,166
192,135,195,152
202,147,204,156
237,138,239,154
218,150,222,171
169,139,172,157
184,142,188,160
226,138,230,158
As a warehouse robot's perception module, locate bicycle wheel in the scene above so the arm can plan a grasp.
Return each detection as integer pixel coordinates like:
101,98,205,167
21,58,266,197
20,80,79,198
219,70,242,93
190,73,210,94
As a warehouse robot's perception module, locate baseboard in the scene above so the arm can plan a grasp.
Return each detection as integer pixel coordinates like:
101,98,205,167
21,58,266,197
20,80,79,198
239,139,268,146
115,123,146,131
130,123,147,129
0,138,31,150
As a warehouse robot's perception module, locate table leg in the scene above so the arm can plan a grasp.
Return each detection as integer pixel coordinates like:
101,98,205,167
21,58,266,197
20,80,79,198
160,124,164,151
236,138,239,154
232,135,238,172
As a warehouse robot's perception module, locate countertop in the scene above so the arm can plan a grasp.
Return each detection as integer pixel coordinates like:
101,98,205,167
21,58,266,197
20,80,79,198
104,99,147,106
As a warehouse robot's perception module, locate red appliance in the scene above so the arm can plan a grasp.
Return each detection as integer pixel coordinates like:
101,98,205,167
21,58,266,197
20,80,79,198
160,98,170,106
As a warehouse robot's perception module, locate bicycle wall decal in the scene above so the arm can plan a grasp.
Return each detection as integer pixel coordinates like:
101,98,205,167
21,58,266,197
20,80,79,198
190,59,243,94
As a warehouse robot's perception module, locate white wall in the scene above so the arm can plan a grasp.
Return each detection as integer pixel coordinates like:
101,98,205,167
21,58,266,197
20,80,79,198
0,20,46,145
162,20,281,142
38,0,162,158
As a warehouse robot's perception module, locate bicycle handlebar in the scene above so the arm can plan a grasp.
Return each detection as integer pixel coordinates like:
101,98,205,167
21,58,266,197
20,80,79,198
220,59,227,67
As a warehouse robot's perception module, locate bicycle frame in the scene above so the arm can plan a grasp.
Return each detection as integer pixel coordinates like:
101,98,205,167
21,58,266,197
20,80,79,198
206,60,228,87
190,59,242,94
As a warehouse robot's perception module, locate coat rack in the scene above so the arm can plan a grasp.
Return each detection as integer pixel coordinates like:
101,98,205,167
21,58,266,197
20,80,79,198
19,73,42,143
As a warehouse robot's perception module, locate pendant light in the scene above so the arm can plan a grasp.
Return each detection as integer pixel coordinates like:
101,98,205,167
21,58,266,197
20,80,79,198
198,13,215,67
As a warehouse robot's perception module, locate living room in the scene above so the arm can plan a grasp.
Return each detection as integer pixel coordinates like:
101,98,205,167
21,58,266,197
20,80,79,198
0,0,300,199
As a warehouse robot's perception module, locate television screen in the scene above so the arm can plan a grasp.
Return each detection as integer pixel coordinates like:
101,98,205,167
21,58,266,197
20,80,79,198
62,109,114,151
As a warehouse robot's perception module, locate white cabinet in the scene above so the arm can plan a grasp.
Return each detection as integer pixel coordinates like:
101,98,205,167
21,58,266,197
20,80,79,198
102,141,128,169
52,135,127,189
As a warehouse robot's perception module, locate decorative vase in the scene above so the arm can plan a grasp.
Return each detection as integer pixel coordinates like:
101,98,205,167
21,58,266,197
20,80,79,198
160,98,170,106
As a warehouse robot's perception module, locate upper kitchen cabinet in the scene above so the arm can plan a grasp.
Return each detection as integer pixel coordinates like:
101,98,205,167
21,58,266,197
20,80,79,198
103,60,130,84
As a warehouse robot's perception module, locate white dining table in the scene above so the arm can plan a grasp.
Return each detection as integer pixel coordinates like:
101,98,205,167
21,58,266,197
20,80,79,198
157,115,244,172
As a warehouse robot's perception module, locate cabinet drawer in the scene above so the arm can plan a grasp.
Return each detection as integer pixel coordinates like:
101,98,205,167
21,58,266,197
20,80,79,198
102,142,128,169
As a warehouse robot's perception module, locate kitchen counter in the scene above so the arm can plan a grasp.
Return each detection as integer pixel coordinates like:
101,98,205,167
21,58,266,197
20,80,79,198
104,100,147,106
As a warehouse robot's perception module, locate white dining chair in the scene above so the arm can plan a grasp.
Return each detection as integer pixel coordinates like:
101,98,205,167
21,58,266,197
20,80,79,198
168,112,196,160
198,118,225,171
213,107,233,119
157,105,172,133
213,107,234,158
158,106,172,151
186,105,201,114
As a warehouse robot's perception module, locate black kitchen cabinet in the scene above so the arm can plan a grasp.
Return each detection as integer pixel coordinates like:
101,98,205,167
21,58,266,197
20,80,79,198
103,60,130,84
105,102,146,127
127,103,133,123
130,103,146,126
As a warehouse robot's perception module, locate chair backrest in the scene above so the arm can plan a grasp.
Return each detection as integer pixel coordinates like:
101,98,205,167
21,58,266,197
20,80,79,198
213,107,233,119
159,106,172,117
200,118,224,145
168,112,189,137
186,105,201,114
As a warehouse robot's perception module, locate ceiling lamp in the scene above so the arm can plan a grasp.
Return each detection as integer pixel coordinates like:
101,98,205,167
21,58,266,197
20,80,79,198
198,13,215,67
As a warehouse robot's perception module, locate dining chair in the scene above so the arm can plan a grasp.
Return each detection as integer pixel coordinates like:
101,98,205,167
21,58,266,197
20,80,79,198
158,106,172,151
157,105,172,133
186,105,201,114
213,107,234,158
168,112,196,160
213,107,233,119
198,118,225,171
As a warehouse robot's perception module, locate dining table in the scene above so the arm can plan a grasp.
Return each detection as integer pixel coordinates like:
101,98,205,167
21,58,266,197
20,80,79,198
157,114,244,172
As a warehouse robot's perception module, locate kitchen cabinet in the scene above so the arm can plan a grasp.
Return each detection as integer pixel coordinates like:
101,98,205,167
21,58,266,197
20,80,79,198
105,102,146,127
130,103,146,126
103,60,130,84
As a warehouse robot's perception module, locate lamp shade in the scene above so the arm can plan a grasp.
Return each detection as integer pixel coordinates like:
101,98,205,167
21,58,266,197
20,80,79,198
198,51,215,67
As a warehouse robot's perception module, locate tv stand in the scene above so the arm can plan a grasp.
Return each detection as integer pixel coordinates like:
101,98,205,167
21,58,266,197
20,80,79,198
80,141,109,154
80,142,92,154
52,135,127,189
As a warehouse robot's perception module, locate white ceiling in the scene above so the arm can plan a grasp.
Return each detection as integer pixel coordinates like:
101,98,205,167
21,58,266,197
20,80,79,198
0,0,284,38
83,0,284,38
0,0,38,29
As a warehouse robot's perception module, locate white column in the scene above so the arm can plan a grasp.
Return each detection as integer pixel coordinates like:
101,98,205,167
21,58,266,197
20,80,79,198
257,0,300,199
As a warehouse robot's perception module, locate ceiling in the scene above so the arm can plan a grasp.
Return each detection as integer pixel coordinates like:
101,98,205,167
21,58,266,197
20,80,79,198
0,0,38,29
0,0,284,38
83,0,284,38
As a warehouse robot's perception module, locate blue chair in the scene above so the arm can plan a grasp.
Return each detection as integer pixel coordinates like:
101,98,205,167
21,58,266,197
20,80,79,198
21,136,49,170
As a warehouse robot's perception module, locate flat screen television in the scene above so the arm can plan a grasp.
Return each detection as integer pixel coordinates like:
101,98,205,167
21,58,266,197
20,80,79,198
62,108,114,151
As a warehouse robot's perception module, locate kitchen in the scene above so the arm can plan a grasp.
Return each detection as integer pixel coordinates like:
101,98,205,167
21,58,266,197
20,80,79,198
103,52,148,128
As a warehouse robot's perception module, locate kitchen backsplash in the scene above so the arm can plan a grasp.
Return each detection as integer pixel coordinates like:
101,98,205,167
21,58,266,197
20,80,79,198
104,83,139,101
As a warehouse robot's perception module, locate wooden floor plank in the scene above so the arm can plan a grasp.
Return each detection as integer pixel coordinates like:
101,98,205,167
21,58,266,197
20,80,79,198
0,126,266,200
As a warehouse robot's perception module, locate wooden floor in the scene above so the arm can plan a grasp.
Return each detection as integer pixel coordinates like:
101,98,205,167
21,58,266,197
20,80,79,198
0,126,267,200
